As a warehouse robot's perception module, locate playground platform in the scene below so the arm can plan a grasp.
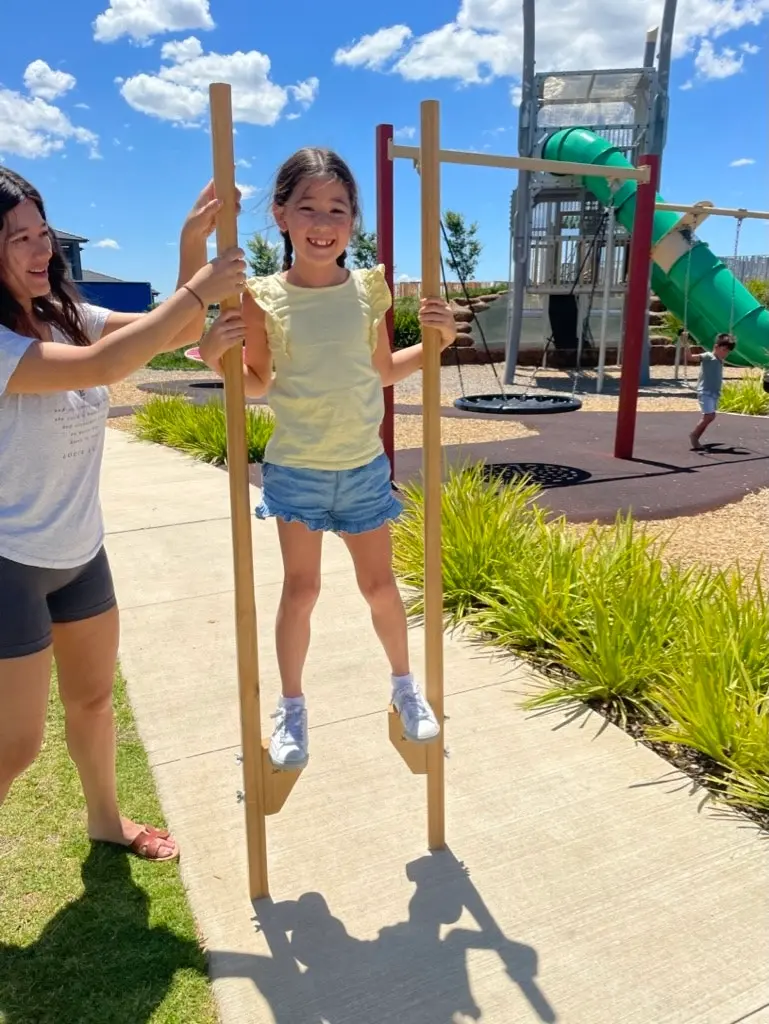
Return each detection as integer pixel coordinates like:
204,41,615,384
101,429,767,1024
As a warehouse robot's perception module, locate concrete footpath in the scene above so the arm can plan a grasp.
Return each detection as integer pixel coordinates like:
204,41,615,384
101,428,768,1024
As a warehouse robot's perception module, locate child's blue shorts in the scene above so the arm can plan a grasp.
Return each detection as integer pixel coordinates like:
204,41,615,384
255,451,403,535
698,391,719,415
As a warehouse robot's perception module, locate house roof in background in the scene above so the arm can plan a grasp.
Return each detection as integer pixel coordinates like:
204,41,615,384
79,269,125,283
53,229,89,243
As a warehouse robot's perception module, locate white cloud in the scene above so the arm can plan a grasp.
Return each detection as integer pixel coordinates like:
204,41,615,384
161,35,204,62
0,88,99,160
93,0,214,44
334,25,412,70
289,77,319,107
730,157,755,166
236,182,259,199
335,1,767,90
741,42,760,54
93,238,120,249
395,125,416,140
510,84,522,106
680,80,694,90
694,39,744,79
23,60,76,101
75,102,91,109
119,37,319,127
236,157,251,168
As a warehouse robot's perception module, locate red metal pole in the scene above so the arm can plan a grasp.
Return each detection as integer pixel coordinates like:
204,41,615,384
614,153,659,460
376,123,396,480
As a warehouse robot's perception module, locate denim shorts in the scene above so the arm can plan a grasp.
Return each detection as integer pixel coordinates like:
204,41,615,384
698,391,719,415
256,451,403,534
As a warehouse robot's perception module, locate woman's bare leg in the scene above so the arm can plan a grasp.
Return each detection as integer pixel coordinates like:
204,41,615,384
53,607,176,858
0,647,52,806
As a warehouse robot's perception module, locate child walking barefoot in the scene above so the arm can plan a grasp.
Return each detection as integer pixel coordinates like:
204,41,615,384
199,147,457,769
688,333,736,450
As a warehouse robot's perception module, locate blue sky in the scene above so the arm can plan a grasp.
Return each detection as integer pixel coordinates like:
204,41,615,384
1,0,767,298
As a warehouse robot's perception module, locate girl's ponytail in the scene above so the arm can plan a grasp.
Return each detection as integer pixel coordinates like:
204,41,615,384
282,232,293,271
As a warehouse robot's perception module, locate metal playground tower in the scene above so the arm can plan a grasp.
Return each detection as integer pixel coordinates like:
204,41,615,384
505,0,679,390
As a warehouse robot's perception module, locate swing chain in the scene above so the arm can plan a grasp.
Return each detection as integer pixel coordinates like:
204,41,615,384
729,215,743,336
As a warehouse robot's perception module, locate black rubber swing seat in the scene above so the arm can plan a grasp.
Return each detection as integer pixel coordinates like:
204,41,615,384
453,393,582,415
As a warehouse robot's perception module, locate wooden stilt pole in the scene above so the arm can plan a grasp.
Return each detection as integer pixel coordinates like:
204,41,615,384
376,123,396,480
419,99,446,850
208,83,269,899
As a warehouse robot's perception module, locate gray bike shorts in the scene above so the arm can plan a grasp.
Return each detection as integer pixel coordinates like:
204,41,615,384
0,547,116,660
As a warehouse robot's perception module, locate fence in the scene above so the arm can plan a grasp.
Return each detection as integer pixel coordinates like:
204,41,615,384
718,255,769,281
393,256,767,299
394,280,507,299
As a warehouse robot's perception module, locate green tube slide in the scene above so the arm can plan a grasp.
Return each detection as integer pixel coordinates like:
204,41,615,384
541,128,769,368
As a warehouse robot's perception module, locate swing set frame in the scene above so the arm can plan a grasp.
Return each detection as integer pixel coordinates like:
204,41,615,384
376,112,659,469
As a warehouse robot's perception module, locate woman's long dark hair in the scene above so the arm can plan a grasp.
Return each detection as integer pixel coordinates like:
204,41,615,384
272,148,361,272
0,168,89,346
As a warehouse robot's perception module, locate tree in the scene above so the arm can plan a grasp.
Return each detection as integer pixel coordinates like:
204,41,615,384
350,229,378,269
442,210,482,283
247,231,281,276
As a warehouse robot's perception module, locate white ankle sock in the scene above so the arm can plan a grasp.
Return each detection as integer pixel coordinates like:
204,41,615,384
391,673,413,694
282,695,305,709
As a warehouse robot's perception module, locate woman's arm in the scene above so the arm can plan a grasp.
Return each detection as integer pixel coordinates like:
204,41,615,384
99,181,236,350
6,248,246,395
372,297,457,387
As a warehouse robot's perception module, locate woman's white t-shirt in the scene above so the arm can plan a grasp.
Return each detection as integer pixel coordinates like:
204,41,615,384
0,304,112,569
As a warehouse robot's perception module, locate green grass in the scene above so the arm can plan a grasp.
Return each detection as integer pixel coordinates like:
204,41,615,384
0,671,217,1024
393,297,421,350
719,370,769,416
146,347,203,371
392,464,769,819
135,394,274,465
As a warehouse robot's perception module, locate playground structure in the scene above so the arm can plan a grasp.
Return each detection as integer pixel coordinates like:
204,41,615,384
506,0,769,391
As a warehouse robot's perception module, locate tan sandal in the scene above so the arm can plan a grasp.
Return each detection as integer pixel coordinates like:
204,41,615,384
127,825,179,861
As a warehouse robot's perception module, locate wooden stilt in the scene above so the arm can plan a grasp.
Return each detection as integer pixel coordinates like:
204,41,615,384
387,707,429,775
419,99,446,851
208,83,269,899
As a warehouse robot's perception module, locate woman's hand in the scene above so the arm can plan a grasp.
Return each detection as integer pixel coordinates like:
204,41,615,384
198,309,246,372
186,247,246,307
181,180,243,245
420,296,457,349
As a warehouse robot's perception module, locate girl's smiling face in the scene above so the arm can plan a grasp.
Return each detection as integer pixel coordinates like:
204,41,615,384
275,175,354,270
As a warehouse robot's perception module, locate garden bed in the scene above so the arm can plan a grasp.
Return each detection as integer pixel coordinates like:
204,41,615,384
391,466,769,832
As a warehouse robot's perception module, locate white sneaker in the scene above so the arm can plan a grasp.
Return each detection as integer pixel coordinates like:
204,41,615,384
392,677,440,743
269,698,309,770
